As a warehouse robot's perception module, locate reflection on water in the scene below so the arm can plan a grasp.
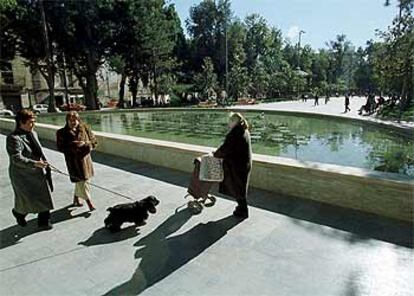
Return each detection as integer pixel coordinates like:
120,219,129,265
39,111,414,176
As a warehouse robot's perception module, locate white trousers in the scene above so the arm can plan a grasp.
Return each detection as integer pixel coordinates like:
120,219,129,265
74,180,91,200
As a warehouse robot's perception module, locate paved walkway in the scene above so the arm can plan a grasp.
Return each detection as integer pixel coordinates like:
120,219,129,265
0,133,413,296
230,96,414,129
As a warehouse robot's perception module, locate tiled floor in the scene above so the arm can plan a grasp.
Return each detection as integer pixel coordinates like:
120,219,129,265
0,134,412,296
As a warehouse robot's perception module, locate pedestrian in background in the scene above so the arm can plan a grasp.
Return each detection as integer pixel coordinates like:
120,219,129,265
314,94,319,106
345,95,351,113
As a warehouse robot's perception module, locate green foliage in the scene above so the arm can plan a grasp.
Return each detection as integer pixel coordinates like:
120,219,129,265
156,73,175,95
0,0,17,60
244,14,270,71
249,60,269,98
193,57,218,100
186,0,232,84
3,0,412,116
228,47,249,100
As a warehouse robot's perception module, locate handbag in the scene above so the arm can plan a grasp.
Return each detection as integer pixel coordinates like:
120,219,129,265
199,154,224,182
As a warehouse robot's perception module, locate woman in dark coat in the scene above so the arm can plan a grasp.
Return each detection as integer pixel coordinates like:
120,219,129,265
6,109,54,229
56,111,97,211
214,112,252,218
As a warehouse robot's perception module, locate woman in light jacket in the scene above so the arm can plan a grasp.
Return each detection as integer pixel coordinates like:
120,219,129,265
56,111,97,211
214,112,252,218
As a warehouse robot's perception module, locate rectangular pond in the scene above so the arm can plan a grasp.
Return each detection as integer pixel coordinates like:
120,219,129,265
37,110,414,177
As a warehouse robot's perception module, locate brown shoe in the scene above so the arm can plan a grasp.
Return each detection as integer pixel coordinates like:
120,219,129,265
73,196,83,207
86,199,96,212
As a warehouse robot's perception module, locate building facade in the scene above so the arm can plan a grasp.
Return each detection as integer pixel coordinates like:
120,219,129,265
0,56,83,111
0,56,153,111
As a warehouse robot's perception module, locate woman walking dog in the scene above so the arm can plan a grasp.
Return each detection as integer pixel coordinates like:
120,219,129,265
57,111,97,211
6,109,54,229
214,112,252,218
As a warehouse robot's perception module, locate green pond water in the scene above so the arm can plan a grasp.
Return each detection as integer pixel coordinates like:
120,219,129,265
38,110,414,177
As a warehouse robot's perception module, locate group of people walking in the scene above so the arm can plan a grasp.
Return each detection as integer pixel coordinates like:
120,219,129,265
6,109,252,230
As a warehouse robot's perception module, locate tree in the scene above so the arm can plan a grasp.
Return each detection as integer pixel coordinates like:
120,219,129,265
0,0,18,61
105,0,137,108
52,0,118,110
39,0,56,112
310,49,329,92
375,0,413,112
187,0,219,73
249,60,268,99
227,23,249,100
244,14,271,72
215,0,232,84
140,1,178,100
268,60,294,97
2,0,59,111
187,0,233,84
353,45,375,92
107,55,127,107
169,4,191,84
193,57,218,100
326,34,353,85
157,73,175,98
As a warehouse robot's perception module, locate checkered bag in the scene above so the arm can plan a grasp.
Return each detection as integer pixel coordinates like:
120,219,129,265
199,154,224,182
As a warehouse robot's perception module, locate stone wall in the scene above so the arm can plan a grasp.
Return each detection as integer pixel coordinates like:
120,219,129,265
1,117,412,222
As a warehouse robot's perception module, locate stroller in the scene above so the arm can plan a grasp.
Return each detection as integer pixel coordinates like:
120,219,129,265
185,156,221,214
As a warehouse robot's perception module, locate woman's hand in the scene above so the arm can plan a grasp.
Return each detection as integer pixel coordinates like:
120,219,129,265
73,141,86,147
34,160,48,169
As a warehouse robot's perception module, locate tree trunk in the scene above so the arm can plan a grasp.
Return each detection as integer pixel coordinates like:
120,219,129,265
62,55,70,105
39,0,56,113
398,54,413,119
39,69,56,112
153,66,158,105
46,76,56,111
129,75,138,103
117,71,127,108
84,72,99,110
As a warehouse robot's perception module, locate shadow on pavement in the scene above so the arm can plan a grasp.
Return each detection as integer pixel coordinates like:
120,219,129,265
79,225,139,247
0,205,91,250
103,209,243,295
41,141,413,248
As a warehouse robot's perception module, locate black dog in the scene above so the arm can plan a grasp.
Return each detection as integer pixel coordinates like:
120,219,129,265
104,196,160,232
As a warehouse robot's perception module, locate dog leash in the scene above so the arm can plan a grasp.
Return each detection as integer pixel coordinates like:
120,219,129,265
48,164,134,201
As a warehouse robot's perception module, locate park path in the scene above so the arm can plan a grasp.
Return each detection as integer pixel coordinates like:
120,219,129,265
230,96,414,129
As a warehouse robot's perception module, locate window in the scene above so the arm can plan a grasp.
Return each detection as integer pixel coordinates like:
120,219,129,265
0,61,14,84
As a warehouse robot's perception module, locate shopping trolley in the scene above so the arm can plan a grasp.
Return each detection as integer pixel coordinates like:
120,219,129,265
185,155,223,214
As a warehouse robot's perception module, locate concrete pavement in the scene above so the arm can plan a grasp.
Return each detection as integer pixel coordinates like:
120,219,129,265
0,133,413,296
231,96,414,129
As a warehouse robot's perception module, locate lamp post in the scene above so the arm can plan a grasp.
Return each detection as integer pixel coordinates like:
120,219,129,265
225,12,228,103
224,0,229,105
60,2,69,106
296,30,305,99
216,0,229,105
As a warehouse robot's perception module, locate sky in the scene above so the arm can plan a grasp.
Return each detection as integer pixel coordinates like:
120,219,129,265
170,0,398,49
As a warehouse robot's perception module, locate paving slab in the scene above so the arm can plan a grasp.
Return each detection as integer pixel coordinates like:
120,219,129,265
0,133,413,296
